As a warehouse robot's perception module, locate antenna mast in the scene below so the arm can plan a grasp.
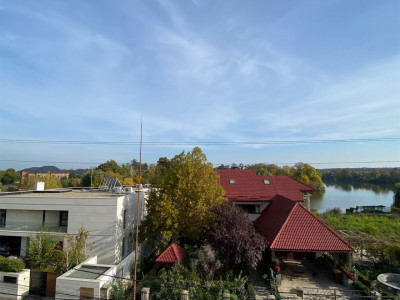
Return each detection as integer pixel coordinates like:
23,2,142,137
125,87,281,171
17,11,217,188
133,120,142,300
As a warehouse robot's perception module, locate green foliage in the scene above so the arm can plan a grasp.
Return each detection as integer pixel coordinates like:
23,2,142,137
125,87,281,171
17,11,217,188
392,183,400,213
321,168,400,185
320,213,400,265
140,147,226,246
193,244,222,289
58,226,92,272
26,226,91,272
352,280,369,296
319,213,400,242
357,271,370,287
109,280,126,300
26,228,63,272
0,168,20,185
0,256,25,273
325,207,342,214
20,172,62,190
249,162,325,192
151,264,200,300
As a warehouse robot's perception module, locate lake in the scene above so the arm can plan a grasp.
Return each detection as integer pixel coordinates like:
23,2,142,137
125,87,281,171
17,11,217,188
310,182,396,212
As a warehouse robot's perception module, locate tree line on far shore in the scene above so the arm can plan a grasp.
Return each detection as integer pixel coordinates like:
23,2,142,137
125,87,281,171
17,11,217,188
320,168,400,185
1,158,398,192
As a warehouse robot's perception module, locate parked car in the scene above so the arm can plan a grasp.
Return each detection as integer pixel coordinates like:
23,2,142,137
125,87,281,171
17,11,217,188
0,243,11,257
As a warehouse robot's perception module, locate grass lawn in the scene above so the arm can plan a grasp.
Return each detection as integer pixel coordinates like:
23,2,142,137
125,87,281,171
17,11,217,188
317,213,400,242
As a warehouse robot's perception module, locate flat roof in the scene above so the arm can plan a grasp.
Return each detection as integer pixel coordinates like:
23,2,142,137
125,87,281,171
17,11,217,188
0,189,128,198
66,265,111,280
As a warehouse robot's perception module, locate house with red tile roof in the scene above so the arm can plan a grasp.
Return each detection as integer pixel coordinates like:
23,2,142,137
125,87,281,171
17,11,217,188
216,169,314,221
216,169,353,262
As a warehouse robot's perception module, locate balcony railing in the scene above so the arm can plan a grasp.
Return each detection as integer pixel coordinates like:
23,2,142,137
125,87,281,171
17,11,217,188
0,221,67,233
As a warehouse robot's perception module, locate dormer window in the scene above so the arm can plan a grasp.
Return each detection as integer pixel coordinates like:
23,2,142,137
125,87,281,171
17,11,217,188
229,179,235,184
264,179,270,184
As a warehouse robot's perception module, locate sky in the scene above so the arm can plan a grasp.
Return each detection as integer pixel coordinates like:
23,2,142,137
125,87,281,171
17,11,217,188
0,0,399,170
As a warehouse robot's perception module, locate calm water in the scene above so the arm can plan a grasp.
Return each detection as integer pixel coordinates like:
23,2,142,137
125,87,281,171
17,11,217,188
310,183,396,212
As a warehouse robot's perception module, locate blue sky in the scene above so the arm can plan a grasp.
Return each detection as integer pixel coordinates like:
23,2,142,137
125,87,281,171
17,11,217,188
1,0,399,170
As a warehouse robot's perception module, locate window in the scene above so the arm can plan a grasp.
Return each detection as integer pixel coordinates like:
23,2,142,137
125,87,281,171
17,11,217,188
263,179,270,184
238,204,261,214
59,211,68,227
3,276,17,284
0,210,6,227
122,237,126,257
123,209,127,229
229,179,235,184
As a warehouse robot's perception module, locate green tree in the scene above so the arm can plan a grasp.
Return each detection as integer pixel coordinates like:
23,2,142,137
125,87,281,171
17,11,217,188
109,280,126,300
20,173,62,190
26,228,63,272
291,162,325,192
81,169,105,187
0,168,20,184
96,160,122,173
58,226,92,272
140,147,226,246
26,226,91,272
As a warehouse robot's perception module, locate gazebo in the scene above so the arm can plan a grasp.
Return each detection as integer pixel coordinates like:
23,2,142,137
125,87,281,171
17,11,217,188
155,243,186,269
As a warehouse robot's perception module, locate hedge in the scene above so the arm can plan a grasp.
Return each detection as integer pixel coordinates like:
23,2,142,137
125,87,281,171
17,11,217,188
0,256,25,273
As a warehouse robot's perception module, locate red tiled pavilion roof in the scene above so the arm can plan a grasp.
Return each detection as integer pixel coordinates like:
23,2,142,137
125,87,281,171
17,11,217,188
254,196,354,252
216,169,314,202
155,243,186,264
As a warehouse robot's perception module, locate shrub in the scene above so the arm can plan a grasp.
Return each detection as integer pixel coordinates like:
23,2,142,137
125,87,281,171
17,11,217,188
325,207,342,214
353,280,369,296
0,256,25,273
357,271,370,287
109,280,126,300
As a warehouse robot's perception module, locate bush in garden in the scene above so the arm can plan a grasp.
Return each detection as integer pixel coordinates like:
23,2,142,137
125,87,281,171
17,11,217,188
0,256,25,273
109,280,126,300
207,202,267,269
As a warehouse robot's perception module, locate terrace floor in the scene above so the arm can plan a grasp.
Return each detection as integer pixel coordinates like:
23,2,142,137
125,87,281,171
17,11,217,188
278,259,358,299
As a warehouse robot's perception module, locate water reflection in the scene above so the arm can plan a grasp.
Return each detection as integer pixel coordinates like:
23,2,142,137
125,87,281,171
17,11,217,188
310,183,395,212
324,182,395,194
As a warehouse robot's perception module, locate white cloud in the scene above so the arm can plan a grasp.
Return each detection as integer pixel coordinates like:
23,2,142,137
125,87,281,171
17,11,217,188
256,55,400,139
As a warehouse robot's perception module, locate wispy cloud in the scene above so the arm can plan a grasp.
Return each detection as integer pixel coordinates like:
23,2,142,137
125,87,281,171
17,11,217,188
256,55,400,139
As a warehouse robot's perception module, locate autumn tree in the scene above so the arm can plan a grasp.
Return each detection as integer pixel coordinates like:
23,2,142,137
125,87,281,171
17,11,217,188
20,172,62,190
291,162,324,192
206,201,267,269
139,147,226,246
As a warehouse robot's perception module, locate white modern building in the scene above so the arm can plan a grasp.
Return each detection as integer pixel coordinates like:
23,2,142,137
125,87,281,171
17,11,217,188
0,186,147,264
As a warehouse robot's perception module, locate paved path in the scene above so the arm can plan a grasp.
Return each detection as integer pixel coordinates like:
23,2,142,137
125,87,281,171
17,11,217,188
249,267,275,300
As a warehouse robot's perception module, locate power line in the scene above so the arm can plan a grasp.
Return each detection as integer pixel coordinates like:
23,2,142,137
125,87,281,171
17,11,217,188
0,137,399,145
0,159,399,166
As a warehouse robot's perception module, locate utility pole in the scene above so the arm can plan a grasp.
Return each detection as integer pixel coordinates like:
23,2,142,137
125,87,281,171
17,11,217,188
133,121,142,300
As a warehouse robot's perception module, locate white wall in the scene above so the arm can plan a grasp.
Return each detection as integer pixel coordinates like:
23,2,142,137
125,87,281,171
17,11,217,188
234,202,270,221
0,191,147,264
55,256,116,300
0,269,30,300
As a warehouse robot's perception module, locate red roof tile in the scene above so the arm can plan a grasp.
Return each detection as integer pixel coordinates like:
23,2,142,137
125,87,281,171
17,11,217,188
254,196,354,252
156,243,186,264
216,169,314,202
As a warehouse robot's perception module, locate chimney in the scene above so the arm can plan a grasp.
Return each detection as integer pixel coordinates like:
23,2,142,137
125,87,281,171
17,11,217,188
303,193,311,211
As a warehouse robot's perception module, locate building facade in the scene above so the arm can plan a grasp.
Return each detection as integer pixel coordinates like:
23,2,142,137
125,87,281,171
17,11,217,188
0,188,146,264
